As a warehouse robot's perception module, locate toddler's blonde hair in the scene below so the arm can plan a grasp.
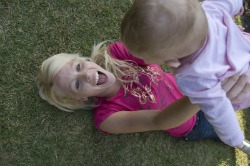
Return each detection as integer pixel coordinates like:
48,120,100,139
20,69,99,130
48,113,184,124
121,0,201,57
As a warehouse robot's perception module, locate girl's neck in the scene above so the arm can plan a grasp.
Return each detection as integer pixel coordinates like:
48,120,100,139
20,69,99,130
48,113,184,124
104,80,122,98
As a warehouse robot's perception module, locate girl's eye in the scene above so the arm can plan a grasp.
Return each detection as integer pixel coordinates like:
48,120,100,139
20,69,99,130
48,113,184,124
75,80,80,90
76,64,81,72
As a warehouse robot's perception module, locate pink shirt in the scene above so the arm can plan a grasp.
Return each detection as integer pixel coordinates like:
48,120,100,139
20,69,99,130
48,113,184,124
94,42,196,137
175,0,250,146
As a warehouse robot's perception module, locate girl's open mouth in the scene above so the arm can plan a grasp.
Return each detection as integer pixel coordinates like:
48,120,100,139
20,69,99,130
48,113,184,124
96,71,107,86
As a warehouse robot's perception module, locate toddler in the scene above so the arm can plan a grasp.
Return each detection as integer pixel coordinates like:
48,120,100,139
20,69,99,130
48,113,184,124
121,0,250,154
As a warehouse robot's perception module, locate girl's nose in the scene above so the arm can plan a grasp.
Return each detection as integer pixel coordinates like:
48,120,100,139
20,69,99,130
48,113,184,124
79,70,90,82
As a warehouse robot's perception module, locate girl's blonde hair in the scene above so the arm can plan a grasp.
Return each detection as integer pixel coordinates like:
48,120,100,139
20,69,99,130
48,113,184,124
36,42,137,112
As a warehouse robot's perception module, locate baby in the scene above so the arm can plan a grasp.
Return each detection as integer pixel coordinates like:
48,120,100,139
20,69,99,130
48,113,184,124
121,0,250,154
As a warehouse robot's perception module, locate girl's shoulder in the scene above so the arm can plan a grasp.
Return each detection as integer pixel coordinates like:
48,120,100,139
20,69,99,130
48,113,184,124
109,42,146,65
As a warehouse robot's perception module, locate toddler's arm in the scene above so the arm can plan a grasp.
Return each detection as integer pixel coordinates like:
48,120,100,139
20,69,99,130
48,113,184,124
233,6,245,31
176,75,244,147
234,6,244,18
204,0,243,16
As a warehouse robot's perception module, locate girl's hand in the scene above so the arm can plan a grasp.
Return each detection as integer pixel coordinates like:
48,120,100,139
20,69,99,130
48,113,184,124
222,72,250,104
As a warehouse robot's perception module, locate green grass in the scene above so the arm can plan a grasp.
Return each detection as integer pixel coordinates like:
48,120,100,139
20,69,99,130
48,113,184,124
0,0,249,165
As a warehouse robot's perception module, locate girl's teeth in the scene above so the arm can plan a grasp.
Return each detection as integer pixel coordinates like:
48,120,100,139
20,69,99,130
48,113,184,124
96,72,99,85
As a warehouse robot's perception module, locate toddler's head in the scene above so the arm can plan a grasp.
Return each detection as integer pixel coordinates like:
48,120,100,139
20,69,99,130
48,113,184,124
121,0,208,65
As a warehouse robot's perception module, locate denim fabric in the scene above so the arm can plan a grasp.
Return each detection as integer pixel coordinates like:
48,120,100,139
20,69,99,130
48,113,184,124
183,111,220,141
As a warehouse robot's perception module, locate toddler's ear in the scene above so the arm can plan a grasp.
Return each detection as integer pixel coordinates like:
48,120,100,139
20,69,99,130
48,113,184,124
164,59,180,68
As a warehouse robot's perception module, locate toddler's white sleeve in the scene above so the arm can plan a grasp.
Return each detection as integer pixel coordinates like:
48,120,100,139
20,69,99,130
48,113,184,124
176,75,244,147
203,0,243,16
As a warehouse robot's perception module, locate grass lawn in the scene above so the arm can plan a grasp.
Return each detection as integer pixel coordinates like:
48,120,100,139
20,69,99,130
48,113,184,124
0,0,249,165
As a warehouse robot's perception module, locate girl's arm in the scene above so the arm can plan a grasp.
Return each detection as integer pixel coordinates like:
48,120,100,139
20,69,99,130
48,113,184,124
99,73,250,134
99,96,198,133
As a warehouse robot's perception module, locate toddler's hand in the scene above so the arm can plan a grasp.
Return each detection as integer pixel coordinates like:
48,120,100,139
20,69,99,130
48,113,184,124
238,140,250,155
